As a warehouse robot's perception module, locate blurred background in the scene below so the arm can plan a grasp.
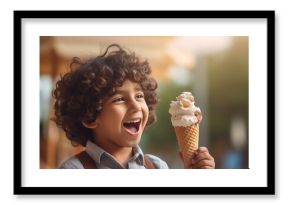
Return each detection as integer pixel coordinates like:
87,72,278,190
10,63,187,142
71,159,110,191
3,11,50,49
40,36,248,169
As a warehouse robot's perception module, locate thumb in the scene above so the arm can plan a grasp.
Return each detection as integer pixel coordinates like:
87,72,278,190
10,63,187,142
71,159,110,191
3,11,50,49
179,151,184,161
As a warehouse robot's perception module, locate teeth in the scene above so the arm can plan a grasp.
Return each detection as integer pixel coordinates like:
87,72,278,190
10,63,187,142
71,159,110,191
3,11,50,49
125,119,141,123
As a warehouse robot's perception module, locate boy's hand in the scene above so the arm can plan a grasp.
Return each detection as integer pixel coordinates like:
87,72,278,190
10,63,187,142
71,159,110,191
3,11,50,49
191,147,215,169
179,147,215,169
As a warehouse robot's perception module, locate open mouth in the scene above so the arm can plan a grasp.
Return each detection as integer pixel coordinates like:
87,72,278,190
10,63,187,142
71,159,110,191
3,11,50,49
123,118,141,134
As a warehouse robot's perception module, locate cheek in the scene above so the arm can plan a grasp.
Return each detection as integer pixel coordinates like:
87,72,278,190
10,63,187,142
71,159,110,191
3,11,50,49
98,107,124,128
142,104,150,122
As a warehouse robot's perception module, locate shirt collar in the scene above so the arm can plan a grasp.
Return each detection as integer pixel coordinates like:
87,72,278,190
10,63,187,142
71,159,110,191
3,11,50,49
85,140,105,164
131,145,145,166
85,140,145,166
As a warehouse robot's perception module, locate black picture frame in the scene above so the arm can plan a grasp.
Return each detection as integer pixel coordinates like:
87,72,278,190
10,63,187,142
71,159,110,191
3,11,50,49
14,10,275,195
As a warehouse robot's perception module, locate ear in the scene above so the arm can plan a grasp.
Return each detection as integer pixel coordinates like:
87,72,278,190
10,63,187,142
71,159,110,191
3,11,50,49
82,119,99,129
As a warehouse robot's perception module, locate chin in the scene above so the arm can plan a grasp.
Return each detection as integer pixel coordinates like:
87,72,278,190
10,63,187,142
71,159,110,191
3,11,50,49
129,135,142,146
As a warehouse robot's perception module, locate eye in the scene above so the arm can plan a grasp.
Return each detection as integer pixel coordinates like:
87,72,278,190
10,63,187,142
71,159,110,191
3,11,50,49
136,93,144,100
112,97,125,103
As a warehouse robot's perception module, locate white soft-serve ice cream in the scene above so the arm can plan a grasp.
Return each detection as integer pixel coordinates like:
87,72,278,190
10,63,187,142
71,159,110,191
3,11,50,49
169,91,202,168
169,91,202,127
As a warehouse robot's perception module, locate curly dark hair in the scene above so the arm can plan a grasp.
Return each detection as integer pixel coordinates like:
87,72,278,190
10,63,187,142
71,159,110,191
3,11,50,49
52,44,158,146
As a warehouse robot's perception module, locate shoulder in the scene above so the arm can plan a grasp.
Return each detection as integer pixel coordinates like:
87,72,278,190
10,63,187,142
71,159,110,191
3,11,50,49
145,154,169,169
58,156,84,169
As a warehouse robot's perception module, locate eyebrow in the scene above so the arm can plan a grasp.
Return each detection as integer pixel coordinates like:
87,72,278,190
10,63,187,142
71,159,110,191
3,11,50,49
115,86,143,94
110,85,143,96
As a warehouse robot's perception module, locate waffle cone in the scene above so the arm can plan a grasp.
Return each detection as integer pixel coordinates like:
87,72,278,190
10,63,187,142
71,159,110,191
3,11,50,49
174,124,199,169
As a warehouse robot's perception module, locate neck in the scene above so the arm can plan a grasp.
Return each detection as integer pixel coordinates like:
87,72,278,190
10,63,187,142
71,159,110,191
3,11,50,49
111,147,133,168
92,138,133,168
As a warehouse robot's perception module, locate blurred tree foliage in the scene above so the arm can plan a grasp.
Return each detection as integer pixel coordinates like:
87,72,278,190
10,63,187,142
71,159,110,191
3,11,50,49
207,36,248,143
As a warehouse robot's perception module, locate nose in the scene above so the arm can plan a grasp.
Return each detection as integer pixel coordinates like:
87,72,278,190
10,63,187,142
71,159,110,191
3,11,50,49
128,97,141,111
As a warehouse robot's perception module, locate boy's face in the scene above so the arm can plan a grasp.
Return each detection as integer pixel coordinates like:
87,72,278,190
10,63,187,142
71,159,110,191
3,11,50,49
91,80,149,153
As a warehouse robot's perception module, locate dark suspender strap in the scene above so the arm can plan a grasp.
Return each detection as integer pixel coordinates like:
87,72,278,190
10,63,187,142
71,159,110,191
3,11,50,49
75,151,97,169
144,155,155,169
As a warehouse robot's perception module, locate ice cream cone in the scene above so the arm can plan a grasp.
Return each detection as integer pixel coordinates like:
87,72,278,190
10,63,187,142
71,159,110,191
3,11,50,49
169,91,202,169
174,124,199,169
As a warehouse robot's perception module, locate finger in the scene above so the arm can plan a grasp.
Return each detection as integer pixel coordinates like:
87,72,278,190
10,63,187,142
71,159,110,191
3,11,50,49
193,152,213,163
189,147,210,159
192,159,215,169
197,147,208,153
198,165,214,169
179,152,183,161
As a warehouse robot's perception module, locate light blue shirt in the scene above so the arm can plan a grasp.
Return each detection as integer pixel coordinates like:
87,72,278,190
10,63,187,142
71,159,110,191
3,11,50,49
59,141,169,169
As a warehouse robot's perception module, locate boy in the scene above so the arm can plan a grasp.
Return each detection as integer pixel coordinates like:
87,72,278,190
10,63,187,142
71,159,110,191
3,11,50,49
53,44,215,169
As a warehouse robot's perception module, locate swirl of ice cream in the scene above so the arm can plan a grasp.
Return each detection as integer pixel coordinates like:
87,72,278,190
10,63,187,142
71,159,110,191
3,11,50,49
168,92,202,127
